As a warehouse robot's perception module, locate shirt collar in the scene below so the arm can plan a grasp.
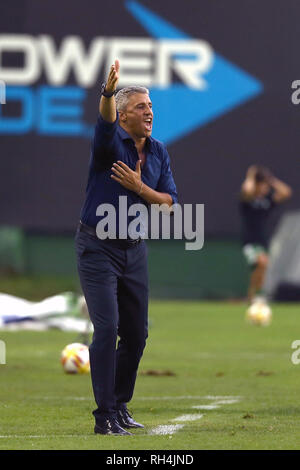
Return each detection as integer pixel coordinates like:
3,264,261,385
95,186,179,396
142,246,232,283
117,124,154,154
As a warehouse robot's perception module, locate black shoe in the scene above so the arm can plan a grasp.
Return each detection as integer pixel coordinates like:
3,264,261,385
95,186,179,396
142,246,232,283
117,408,144,429
94,417,132,435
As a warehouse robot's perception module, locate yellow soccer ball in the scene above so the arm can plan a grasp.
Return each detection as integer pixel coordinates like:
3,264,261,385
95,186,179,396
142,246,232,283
246,300,272,326
60,342,90,374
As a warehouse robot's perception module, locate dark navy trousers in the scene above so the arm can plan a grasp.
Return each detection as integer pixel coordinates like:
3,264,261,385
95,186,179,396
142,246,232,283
75,229,148,422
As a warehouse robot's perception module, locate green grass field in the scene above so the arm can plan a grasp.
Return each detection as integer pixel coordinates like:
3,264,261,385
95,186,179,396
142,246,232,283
0,300,300,450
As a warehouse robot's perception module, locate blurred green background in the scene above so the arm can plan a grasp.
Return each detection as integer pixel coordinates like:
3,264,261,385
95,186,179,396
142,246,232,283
0,226,248,301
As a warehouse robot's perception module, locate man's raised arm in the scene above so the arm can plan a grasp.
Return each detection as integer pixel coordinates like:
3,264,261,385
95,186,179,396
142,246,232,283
99,59,119,123
240,165,257,200
270,176,292,203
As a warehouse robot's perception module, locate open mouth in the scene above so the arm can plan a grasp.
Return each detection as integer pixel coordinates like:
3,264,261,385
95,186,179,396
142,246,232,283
144,119,152,131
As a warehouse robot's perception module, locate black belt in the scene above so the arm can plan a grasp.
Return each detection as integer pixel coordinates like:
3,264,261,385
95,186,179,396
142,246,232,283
78,221,142,247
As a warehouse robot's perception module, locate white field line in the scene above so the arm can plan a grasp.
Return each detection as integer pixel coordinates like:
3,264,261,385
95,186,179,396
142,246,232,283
149,424,184,435
192,399,240,410
149,414,203,435
137,395,243,401
192,404,220,410
203,395,243,400
171,413,203,422
39,396,91,401
212,399,240,405
148,395,241,436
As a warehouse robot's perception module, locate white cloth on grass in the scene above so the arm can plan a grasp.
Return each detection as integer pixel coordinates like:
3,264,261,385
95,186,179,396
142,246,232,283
0,292,93,332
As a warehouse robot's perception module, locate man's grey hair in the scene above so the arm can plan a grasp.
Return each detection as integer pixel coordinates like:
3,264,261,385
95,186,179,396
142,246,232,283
115,86,149,112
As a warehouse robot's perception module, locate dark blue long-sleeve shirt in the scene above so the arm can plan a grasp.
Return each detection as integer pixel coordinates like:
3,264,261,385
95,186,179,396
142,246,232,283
80,114,178,234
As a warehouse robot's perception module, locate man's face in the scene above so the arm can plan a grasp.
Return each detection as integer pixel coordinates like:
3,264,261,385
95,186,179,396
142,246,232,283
120,93,153,138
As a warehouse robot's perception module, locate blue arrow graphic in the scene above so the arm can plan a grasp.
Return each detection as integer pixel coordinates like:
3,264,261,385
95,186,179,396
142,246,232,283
125,0,263,144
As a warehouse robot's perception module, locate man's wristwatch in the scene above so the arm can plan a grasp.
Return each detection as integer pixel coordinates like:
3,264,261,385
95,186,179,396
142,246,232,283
100,82,117,98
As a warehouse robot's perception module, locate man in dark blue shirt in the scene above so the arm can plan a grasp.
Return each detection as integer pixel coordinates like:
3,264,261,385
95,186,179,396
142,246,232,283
75,60,178,435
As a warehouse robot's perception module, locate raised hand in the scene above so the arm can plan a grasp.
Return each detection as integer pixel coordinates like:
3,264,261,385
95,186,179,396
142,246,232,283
99,59,119,122
246,165,257,179
105,59,120,94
